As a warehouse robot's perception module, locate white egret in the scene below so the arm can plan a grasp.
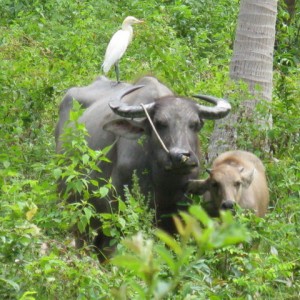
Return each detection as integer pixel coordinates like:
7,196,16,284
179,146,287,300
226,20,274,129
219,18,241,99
102,16,144,83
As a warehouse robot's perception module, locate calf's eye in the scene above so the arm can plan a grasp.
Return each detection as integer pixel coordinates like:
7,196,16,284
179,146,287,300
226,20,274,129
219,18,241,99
211,181,219,188
234,181,241,188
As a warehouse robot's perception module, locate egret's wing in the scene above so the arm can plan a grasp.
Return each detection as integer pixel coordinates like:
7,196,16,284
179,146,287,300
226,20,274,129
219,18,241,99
102,30,131,73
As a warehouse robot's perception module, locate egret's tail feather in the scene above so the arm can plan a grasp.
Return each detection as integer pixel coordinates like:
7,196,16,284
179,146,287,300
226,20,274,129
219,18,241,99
102,62,112,74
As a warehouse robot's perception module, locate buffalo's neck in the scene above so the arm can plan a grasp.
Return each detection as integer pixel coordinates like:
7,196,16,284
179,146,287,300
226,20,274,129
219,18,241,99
151,171,195,208
151,182,191,234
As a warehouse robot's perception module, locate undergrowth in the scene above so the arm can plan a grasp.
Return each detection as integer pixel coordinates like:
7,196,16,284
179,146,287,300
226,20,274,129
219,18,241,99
0,0,299,299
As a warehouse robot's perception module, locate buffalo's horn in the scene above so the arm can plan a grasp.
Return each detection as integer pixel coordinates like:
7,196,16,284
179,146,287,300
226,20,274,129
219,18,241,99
193,94,231,119
109,85,155,118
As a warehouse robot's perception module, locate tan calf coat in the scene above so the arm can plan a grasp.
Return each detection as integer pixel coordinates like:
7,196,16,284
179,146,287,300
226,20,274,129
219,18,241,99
188,150,269,217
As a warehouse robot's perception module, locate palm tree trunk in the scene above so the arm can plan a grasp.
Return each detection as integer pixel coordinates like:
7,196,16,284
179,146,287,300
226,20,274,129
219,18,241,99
207,0,277,162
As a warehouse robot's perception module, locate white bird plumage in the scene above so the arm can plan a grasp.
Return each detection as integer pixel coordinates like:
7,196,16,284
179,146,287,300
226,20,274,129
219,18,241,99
102,16,143,83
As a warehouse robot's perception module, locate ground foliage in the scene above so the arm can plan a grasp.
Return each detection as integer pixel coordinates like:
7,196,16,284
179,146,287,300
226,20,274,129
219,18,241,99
0,0,299,299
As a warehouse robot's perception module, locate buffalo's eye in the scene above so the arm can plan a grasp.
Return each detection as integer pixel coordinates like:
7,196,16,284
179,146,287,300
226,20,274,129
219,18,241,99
154,120,168,130
189,121,201,131
234,181,241,188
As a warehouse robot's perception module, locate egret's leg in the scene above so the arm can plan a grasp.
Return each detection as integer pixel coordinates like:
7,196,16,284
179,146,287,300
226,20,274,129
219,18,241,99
115,62,120,83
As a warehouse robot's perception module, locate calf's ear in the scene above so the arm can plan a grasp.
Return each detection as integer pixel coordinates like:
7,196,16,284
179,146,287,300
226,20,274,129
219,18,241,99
103,119,147,139
241,168,255,188
186,179,209,195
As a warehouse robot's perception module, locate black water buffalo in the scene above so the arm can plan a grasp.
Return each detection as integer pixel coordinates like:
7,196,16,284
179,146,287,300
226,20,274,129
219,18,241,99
55,76,231,261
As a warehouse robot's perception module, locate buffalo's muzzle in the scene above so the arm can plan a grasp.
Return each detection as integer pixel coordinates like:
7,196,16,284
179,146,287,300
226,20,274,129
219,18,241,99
169,148,191,164
164,148,198,172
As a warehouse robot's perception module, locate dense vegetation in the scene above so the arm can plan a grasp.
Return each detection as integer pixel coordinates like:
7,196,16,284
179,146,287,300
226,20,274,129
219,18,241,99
1,0,299,299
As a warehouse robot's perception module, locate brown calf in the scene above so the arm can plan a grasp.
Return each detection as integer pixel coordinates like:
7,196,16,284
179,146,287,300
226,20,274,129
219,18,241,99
187,150,269,217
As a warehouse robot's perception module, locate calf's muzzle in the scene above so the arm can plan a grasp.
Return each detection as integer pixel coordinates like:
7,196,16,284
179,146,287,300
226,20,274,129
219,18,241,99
221,200,235,210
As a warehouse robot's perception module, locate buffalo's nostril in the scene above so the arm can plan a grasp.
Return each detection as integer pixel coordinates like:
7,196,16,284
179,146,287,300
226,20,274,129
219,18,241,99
181,154,189,163
221,200,234,210
170,148,191,164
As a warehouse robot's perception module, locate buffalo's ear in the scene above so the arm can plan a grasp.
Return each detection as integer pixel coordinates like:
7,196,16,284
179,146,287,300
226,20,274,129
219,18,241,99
241,168,255,188
103,119,147,140
186,179,209,195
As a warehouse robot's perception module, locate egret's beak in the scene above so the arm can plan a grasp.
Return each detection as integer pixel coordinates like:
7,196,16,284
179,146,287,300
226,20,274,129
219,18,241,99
136,19,144,24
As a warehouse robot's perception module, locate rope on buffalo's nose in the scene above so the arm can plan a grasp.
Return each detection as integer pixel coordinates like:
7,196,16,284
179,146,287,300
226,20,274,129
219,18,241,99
140,103,170,154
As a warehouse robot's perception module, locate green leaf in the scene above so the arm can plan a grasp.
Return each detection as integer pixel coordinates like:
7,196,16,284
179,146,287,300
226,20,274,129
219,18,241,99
19,291,37,300
197,227,214,250
118,199,126,212
156,229,182,255
129,280,146,298
26,205,38,221
118,217,126,229
155,245,176,272
78,218,87,233
82,154,89,164
101,144,113,156
99,186,109,198
111,255,142,272
83,207,92,222
189,205,212,227
53,168,62,179
90,180,99,187
220,210,234,224
0,277,20,291
100,213,113,220
74,180,83,193
3,160,10,168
